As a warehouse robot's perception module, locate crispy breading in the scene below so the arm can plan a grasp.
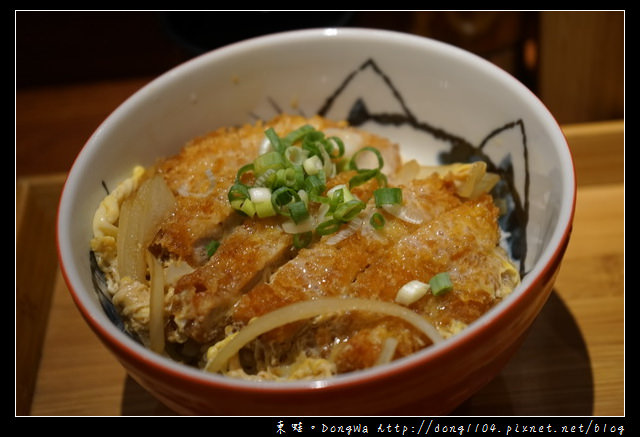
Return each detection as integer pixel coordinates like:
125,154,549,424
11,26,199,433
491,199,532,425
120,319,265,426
229,175,464,359
232,174,463,325
153,114,364,265
328,195,502,370
162,115,403,343
168,217,293,343
230,186,506,373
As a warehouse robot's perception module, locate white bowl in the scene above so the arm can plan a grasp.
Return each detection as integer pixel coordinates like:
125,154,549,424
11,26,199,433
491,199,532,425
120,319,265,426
57,27,575,415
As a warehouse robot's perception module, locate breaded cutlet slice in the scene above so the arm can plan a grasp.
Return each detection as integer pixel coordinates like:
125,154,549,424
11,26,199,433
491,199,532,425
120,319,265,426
153,115,355,266
329,194,509,372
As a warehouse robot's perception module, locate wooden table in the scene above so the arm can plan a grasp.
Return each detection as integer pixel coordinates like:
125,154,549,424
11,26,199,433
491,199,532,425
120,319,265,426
15,79,624,417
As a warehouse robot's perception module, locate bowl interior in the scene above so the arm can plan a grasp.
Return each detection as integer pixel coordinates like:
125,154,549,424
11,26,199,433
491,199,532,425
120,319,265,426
57,28,574,389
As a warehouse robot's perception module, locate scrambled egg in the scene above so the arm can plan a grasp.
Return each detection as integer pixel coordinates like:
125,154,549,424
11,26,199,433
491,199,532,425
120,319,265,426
112,277,150,339
90,166,145,295
223,352,337,381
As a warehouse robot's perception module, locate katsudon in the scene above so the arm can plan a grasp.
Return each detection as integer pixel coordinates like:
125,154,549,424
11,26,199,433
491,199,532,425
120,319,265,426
90,114,520,381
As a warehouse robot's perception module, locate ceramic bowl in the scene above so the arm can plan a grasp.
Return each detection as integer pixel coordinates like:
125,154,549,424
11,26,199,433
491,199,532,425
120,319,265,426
57,28,575,415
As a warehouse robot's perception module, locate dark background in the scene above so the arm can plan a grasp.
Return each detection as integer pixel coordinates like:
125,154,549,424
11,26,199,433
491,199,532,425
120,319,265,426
16,11,539,89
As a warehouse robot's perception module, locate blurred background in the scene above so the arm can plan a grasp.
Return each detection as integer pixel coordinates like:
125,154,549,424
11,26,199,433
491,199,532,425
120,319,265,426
16,11,624,177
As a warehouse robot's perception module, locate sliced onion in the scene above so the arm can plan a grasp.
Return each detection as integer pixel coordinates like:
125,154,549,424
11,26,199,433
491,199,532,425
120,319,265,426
205,297,443,373
281,217,315,234
117,175,176,282
390,159,420,186
325,216,363,245
375,337,399,366
147,251,165,354
319,142,336,178
395,280,430,305
381,204,423,224
163,260,195,285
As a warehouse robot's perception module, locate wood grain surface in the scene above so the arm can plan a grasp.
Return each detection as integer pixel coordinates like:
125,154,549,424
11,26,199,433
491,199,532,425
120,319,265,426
15,94,624,415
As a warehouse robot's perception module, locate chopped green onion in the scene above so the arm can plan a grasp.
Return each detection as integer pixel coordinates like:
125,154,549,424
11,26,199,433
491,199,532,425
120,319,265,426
370,212,386,229
264,127,283,153
297,189,309,206
230,199,244,210
293,165,305,189
348,169,379,188
235,163,254,183
239,199,256,217
327,184,355,202
254,168,276,187
254,199,276,218
303,155,323,175
348,168,387,189
325,136,345,159
205,240,221,258
275,167,297,187
293,231,313,249
335,157,351,173
228,183,250,203
350,146,384,172
305,173,326,196
328,186,345,209
282,124,314,147
288,200,310,224
374,187,403,207
395,280,430,306
316,219,341,236
301,129,326,152
271,186,295,209
270,186,307,222
284,146,308,166
248,186,274,217
254,150,285,176
430,272,453,296
249,187,272,203
333,199,365,222
227,124,404,248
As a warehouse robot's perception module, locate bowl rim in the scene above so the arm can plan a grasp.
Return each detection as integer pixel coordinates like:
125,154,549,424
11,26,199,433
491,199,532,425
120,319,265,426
56,26,577,395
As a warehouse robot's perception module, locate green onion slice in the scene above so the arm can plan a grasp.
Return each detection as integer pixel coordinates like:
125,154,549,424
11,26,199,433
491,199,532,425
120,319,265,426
395,279,430,306
288,200,310,224
350,146,384,172
325,136,345,159
254,150,285,176
333,199,365,222
374,187,403,207
293,231,313,249
430,272,454,296
270,186,308,223
316,219,341,236
239,199,257,217
235,163,254,183
303,155,323,176
228,183,250,203
284,146,308,166
264,127,283,153
370,212,386,229
282,124,314,147
205,240,221,258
